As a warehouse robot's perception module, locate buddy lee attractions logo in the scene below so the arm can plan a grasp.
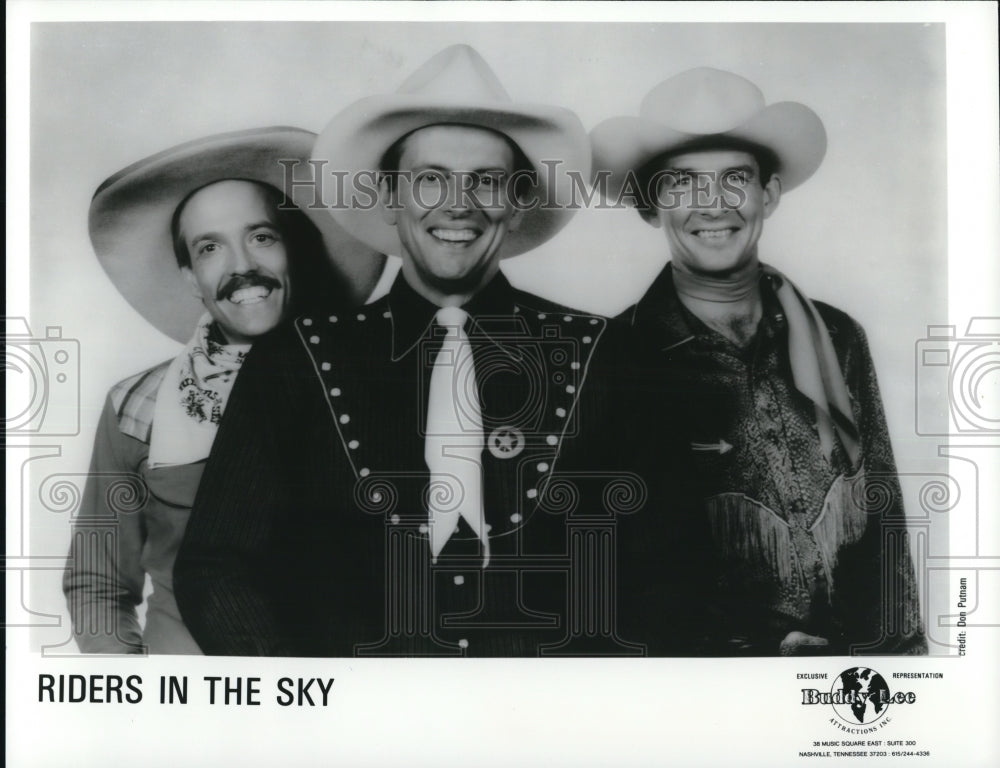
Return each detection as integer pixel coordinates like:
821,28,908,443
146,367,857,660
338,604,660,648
802,668,916,733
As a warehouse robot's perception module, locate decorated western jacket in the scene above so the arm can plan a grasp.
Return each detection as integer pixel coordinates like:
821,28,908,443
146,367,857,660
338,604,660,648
175,273,707,657
625,265,926,655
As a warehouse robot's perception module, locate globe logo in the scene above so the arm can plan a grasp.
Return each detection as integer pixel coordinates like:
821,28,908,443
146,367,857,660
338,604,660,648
831,667,891,725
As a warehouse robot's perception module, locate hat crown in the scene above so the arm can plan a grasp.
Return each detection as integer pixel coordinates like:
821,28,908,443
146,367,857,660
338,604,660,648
396,44,512,104
640,67,765,135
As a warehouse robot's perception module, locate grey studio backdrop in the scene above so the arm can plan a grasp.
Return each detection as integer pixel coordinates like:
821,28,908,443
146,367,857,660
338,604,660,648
27,22,947,651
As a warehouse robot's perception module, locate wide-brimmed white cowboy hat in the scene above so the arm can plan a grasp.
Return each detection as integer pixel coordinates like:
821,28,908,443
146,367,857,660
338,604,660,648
89,126,386,343
311,44,591,259
590,67,827,200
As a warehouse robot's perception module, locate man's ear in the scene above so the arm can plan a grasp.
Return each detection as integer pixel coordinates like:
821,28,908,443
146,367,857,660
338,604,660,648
379,175,398,226
180,266,203,300
638,207,662,229
506,202,525,233
762,174,782,219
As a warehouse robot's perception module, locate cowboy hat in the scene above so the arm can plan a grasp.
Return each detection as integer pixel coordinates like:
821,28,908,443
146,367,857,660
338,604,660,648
311,44,591,259
590,67,827,201
89,126,386,343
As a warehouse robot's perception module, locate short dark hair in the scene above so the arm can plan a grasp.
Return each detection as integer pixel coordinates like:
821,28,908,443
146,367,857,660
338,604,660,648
378,123,536,202
634,138,779,216
170,179,345,312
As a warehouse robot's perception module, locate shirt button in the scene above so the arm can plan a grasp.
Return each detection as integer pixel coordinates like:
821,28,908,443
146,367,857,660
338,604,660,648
453,575,465,586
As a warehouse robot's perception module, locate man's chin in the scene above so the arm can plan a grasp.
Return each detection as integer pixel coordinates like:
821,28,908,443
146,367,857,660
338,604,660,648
678,246,755,277
214,309,285,344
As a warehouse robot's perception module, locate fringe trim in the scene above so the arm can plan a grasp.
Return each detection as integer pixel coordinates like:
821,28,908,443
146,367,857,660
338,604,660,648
705,494,796,584
809,465,869,595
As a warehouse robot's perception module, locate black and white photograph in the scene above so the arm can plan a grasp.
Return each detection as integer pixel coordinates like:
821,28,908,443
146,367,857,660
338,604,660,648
6,1,999,765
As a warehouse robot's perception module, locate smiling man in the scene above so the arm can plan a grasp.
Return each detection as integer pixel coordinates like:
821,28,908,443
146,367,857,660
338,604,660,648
63,128,381,654
175,45,704,657
173,179,293,345
591,68,926,655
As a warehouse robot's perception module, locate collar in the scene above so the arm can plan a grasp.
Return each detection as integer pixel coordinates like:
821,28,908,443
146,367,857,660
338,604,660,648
631,263,786,352
387,271,521,362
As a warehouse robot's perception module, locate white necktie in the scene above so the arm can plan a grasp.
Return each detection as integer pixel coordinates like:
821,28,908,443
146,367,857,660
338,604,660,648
425,306,490,567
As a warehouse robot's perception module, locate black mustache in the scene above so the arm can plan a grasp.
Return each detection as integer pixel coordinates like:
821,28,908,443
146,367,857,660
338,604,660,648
217,272,281,301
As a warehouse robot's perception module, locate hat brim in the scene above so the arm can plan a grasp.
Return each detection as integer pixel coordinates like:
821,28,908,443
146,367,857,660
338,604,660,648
590,101,827,201
311,96,592,258
89,127,387,343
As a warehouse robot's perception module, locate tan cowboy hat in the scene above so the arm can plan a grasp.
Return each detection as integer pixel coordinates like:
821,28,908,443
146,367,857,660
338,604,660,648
590,67,827,200
311,44,591,258
89,126,386,343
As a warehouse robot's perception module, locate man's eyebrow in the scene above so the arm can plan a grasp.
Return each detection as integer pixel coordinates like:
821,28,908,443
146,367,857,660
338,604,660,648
188,221,279,244
409,164,450,174
410,164,509,174
243,220,281,233
188,231,223,245
664,165,756,175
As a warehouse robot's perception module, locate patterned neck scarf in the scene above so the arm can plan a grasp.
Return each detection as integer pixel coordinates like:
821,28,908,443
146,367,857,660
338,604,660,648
760,263,861,467
148,313,250,468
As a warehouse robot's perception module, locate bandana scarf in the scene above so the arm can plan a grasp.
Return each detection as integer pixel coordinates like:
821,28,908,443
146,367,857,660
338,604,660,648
148,314,250,468
761,264,861,467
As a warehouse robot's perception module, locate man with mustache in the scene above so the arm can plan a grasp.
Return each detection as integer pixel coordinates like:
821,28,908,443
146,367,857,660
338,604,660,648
63,128,382,653
175,45,704,657
591,68,926,655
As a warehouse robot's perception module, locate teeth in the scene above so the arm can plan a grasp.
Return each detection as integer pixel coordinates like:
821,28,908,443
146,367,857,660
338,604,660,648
694,229,735,241
229,286,271,304
431,228,478,243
